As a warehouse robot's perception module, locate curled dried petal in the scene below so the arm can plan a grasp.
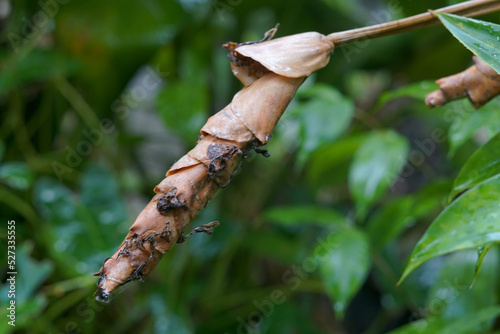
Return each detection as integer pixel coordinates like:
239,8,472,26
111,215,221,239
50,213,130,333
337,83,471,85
234,32,334,78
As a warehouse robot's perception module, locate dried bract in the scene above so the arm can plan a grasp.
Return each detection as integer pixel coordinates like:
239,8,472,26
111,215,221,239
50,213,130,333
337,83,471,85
426,56,500,109
234,32,334,79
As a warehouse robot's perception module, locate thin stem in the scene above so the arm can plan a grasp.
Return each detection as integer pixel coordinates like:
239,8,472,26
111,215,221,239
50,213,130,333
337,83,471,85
328,0,500,47
53,76,102,130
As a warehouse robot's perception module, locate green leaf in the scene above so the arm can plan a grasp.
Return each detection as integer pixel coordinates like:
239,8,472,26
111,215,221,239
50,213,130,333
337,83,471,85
157,79,208,144
400,174,500,283
79,165,128,226
57,0,187,49
316,227,371,319
307,134,368,186
294,84,354,165
349,130,409,218
436,13,500,74
367,197,416,248
266,303,323,334
426,249,498,319
0,50,79,93
447,103,500,156
32,167,127,273
450,132,500,201
367,180,449,248
377,80,438,106
32,177,77,224
386,306,500,334
471,244,494,288
0,162,35,190
263,205,347,228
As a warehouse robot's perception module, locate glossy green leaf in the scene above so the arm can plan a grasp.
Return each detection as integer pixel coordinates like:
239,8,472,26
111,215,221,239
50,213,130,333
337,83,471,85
349,130,409,218
450,132,500,201
447,103,500,157
294,84,354,165
0,162,35,190
437,13,500,74
471,244,495,288
400,174,500,283
316,227,371,319
386,306,500,334
426,249,498,319
264,205,347,228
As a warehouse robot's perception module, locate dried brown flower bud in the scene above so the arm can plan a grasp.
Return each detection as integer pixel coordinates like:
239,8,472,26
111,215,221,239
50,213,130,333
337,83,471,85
426,56,500,109
225,29,334,85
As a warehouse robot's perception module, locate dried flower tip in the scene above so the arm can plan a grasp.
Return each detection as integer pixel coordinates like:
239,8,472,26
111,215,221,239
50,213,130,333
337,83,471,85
223,24,280,86
426,56,500,109
234,32,334,79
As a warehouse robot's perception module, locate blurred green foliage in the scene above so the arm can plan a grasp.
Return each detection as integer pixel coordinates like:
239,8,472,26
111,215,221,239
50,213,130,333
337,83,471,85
1,0,500,333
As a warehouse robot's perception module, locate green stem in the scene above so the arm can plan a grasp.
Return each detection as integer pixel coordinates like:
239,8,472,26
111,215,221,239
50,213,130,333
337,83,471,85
53,76,102,130
0,186,40,226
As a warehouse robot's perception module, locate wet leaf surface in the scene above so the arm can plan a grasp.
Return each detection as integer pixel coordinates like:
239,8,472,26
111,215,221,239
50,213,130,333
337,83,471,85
400,174,500,283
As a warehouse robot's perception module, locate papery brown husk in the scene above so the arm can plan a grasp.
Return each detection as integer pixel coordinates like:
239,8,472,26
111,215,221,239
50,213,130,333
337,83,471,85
94,73,304,301
426,56,500,109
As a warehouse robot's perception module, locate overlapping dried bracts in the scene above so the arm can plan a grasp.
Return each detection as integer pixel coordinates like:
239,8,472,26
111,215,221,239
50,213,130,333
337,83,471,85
94,28,334,301
426,56,500,109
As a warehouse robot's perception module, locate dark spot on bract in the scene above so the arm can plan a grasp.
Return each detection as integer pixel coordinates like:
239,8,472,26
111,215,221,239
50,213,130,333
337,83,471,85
157,188,187,215
207,144,242,188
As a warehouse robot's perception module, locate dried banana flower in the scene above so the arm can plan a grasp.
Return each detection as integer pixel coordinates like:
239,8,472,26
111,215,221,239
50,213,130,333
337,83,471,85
94,73,304,301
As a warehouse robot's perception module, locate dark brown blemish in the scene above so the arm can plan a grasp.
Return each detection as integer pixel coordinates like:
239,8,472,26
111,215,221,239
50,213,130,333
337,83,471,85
157,188,187,215
207,144,242,188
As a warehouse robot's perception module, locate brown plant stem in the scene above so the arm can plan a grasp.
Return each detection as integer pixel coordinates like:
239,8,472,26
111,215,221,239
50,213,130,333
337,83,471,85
327,0,500,47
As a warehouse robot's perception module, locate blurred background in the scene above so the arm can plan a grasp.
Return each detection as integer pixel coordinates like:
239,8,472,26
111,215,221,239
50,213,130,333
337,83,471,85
1,0,499,333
